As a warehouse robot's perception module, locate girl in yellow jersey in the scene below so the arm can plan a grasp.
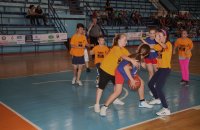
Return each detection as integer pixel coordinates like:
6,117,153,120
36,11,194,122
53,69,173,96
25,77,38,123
148,29,172,116
173,30,193,86
94,33,139,113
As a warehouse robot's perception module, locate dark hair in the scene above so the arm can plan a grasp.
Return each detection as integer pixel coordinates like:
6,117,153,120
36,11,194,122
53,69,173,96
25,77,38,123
76,23,84,29
112,33,126,47
148,27,157,32
98,35,104,40
129,44,150,62
29,5,34,9
158,29,169,42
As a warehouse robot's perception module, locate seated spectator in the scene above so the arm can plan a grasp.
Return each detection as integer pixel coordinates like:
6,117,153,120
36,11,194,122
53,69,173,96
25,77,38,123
105,1,113,12
26,5,36,25
35,5,47,26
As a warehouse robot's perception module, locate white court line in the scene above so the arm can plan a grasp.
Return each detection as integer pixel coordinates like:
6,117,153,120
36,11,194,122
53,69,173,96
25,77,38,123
118,105,200,130
88,87,129,109
0,70,72,80
32,79,95,85
120,87,129,100
88,104,104,109
0,101,42,130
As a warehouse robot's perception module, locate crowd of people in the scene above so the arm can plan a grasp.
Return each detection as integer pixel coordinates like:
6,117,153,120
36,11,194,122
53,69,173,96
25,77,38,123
91,9,143,26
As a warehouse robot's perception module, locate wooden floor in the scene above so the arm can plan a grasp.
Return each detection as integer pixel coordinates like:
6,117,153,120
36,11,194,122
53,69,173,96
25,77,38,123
0,102,41,130
122,107,200,130
0,43,200,79
0,44,200,130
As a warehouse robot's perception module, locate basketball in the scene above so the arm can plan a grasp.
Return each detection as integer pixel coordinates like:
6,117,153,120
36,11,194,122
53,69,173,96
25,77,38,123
128,75,141,90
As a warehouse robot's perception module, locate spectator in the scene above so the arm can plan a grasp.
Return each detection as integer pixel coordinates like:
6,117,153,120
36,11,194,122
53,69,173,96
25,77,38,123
35,5,47,26
26,5,36,25
105,0,113,12
87,17,102,46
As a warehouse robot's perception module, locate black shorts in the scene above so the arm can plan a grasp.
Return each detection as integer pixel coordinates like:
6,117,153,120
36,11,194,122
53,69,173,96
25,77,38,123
72,56,85,65
98,68,115,90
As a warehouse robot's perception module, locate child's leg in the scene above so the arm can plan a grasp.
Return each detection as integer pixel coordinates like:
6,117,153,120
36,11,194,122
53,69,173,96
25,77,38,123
104,84,123,106
148,70,160,99
73,64,78,78
183,59,190,81
179,59,185,80
137,77,153,108
146,63,155,80
76,64,83,81
155,69,171,108
137,78,144,100
95,68,112,105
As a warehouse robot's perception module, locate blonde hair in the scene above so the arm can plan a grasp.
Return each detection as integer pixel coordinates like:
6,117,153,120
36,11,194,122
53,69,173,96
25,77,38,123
112,33,127,47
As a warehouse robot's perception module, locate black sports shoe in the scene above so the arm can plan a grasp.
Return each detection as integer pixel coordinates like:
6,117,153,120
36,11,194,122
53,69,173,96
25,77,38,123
185,81,190,86
180,79,185,85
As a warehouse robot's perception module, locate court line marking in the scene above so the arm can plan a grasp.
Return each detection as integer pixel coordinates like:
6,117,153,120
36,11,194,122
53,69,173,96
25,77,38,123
120,87,129,100
0,70,72,80
32,79,95,85
0,101,42,130
118,105,200,130
88,87,129,109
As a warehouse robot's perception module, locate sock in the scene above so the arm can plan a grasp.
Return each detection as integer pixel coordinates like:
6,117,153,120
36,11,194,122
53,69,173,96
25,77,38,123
140,99,145,102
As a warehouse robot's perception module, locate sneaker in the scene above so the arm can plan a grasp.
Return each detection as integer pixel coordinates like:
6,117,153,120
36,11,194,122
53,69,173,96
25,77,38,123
156,108,171,116
185,81,190,86
139,101,153,108
72,77,76,84
180,79,185,85
94,104,100,113
100,106,108,116
76,80,83,86
113,98,124,105
149,98,161,105
86,68,91,72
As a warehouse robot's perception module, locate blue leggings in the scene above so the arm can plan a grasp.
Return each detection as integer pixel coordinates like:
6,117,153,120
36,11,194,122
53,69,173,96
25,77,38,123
148,68,171,108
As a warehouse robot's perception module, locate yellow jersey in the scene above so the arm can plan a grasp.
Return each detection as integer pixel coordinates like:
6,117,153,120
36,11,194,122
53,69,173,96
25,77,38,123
153,41,172,68
100,46,130,76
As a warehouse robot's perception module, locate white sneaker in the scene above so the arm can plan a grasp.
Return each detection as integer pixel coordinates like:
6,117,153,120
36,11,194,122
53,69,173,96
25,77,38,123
76,80,83,86
94,104,100,113
149,98,161,105
139,101,153,108
156,108,171,116
113,98,124,105
100,106,108,116
72,77,76,84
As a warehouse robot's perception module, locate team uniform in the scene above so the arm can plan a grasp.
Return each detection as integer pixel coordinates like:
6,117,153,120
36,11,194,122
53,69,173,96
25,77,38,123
174,37,193,84
148,41,172,115
115,60,137,84
98,46,130,90
91,45,109,76
70,34,87,64
144,37,158,64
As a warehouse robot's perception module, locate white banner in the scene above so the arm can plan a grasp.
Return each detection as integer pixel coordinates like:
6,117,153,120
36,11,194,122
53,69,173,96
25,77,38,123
32,33,67,43
0,35,25,45
125,32,149,40
0,33,67,45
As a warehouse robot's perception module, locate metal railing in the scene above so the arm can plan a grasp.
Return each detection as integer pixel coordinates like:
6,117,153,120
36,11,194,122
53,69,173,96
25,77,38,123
48,0,67,33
